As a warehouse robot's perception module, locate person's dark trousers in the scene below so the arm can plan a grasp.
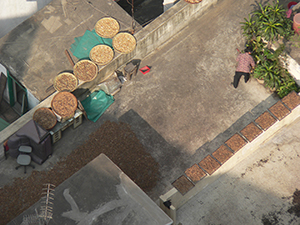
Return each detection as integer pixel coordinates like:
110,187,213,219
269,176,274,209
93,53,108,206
233,71,250,88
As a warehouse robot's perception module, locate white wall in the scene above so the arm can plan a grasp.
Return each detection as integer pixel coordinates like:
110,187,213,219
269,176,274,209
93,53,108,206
163,0,177,12
0,0,52,38
27,90,40,109
0,63,11,103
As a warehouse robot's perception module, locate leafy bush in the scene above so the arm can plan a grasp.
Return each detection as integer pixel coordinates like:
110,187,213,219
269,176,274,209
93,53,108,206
241,0,293,42
276,74,299,98
241,0,299,98
253,60,283,89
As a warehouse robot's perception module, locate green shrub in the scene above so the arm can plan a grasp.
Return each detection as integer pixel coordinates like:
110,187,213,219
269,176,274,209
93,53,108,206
276,75,299,98
241,0,293,42
241,0,298,98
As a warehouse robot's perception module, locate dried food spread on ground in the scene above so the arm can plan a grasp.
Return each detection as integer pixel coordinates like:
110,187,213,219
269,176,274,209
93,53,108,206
0,121,159,225
90,45,114,65
51,92,78,118
54,72,78,92
73,60,98,82
113,32,137,54
95,17,120,38
33,107,57,130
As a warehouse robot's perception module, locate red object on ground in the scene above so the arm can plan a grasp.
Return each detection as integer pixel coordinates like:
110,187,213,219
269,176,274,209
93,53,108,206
288,1,297,9
139,66,151,74
4,139,9,151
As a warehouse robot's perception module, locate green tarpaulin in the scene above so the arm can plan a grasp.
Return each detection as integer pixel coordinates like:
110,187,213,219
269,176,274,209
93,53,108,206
70,29,113,60
81,90,114,122
0,118,10,131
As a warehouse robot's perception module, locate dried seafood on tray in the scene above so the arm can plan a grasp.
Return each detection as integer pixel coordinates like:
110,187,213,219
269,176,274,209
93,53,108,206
95,17,120,38
33,107,57,130
73,59,98,82
89,45,114,65
113,32,136,54
51,92,78,118
53,72,78,92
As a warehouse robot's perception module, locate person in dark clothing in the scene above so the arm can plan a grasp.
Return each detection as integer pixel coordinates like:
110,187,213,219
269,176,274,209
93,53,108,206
232,47,255,88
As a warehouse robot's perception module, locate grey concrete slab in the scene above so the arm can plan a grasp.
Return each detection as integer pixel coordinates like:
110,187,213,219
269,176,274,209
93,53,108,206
107,0,277,198
112,0,273,156
8,154,173,225
177,117,300,225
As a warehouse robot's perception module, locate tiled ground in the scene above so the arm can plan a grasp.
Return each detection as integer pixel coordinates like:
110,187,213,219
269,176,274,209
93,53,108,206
212,145,233,164
240,122,263,142
225,133,247,153
255,111,277,131
269,101,290,120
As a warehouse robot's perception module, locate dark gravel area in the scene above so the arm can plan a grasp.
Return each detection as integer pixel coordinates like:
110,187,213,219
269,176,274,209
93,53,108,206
0,121,160,225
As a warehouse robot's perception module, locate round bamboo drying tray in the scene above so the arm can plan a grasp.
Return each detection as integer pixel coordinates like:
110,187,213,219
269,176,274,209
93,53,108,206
112,32,136,54
73,60,98,82
89,45,114,65
184,0,202,3
95,17,120,38
53,72,78,92
51,92,78,118
33,107,57,130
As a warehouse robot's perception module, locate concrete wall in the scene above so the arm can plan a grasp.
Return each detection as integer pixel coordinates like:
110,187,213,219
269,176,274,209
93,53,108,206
134,0,217,59
0,0,220,144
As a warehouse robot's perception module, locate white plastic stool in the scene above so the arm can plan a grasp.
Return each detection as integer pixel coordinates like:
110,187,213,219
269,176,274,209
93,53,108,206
19,146,32,153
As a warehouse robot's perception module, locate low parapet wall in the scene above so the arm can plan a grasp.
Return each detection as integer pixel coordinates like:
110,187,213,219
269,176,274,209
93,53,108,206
159,91,300,224
0,0,219,145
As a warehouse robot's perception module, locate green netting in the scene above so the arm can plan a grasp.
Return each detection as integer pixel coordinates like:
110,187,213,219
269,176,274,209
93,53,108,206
81,90,114,122
70,29,113,60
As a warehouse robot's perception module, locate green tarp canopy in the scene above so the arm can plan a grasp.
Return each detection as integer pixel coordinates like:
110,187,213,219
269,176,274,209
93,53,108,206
70,29,113,60
81,90,114,122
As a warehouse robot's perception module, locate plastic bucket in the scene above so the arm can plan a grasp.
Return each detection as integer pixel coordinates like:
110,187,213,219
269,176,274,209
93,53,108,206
293,13,300,34
288,1,297,9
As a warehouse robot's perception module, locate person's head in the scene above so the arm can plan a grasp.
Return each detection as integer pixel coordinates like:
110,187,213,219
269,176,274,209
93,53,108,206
245,47,252,54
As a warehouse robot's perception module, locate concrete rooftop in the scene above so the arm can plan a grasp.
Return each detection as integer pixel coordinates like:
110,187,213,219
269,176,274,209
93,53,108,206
0,0,137,101
2,0,300,224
